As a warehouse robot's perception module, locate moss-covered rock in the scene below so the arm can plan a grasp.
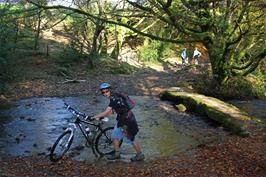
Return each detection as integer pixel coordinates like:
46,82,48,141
175,104,187,112
161,91,252,137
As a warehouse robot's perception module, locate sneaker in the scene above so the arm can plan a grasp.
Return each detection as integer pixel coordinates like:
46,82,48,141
130,152,145,162
107,151,121,160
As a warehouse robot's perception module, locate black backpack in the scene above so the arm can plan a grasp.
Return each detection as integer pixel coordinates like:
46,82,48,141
111,93,136,114
119,92,136,110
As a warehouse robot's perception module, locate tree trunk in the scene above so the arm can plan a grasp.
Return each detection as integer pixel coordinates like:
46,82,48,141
205,42,229,84
34,10,42,50
99,30,108,54
87,20,103,69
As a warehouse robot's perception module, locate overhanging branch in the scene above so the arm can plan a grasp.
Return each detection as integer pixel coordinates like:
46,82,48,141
26,0,200,44
232,49,266,75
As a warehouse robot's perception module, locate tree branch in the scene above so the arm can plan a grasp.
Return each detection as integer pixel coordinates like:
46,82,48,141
26,0,200,44
232,49,266,76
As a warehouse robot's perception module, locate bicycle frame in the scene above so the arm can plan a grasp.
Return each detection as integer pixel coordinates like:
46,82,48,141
64,103,109,157
50,103,115,162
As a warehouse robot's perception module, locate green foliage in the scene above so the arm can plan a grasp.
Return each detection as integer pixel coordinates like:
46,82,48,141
194,74,266,100
137,39,159,62
223,77,265,99
0,3,44,93
253,60,266,81
50,45,87,66
0,5,20,92
16,37,36,50
137,39,174,63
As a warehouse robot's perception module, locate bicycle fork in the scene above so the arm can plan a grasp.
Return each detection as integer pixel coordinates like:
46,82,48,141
60,127,75,148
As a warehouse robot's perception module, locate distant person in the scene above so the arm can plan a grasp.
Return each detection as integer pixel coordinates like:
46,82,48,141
92,83,145,161
192,47,202,64
181,48,188,66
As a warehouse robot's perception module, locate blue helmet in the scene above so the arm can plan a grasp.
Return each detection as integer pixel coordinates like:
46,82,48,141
99,82,111,90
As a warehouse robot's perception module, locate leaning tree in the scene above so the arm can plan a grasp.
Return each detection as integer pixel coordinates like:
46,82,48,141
123,0,266,84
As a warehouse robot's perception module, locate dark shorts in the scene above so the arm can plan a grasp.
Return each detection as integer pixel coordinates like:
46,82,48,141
117,112,139,140
111,123,135,144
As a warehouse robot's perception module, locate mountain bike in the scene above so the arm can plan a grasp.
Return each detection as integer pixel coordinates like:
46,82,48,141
49,103,116,162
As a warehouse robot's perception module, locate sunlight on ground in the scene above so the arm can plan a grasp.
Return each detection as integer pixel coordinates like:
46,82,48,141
145,63,165,71
142,57,181,72
43,30,69,44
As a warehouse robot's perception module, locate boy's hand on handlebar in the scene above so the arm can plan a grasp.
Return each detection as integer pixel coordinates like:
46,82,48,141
90,116,104,121
85,116,94,121
90,116,99,120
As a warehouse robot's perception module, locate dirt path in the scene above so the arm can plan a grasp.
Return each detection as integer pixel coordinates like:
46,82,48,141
11,69,175,99
4,58,202,100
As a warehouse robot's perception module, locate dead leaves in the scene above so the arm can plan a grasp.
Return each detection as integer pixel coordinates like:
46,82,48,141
1,133,266,177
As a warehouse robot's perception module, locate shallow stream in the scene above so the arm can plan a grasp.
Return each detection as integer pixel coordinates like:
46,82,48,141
0,96,264,162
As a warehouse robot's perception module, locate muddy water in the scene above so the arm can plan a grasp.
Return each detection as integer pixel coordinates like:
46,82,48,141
0,95,226,162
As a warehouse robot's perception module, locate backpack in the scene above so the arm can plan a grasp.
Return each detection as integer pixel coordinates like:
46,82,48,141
119,92,136,110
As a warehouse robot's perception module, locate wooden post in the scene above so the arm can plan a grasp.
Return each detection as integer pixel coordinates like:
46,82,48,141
46,43,49,57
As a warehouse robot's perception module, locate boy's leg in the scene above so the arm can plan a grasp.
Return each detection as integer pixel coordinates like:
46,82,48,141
122,136,145,161
131,140,145,161
132,140,141,153
123,136,144,162
108,125,123,160
113,138,121,151
121,123,145,161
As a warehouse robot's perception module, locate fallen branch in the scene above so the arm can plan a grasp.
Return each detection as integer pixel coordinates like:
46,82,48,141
59,79,86,84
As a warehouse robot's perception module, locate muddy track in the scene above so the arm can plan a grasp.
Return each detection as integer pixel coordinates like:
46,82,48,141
7,65,202,100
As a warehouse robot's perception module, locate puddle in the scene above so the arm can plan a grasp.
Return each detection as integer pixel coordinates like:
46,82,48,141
0,95,224,161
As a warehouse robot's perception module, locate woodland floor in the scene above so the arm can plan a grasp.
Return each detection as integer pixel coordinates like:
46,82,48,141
0,56,266,177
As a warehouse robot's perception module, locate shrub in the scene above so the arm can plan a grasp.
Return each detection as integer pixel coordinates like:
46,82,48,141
50,45,87,66
194,74,266,100
137,39,174,63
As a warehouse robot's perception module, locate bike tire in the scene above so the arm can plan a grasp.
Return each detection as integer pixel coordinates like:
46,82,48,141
50,130,74,162
95,127,115,156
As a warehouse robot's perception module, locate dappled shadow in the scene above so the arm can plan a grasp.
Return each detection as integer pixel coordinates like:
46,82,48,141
5,55,212,100
3,42,212,100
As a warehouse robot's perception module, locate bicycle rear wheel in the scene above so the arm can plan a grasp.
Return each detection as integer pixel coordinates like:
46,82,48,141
95,127,114,156
50,130,74,162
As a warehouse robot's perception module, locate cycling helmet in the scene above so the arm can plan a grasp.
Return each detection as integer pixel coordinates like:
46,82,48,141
99,82,111,90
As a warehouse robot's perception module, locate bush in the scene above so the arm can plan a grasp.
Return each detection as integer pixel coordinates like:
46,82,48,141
50,45,87,66
137,39,174,63
138,39,159,62
194,74,266,100
0,54,19,93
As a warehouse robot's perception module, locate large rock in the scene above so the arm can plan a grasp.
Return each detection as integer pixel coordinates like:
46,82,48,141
161,89,252,137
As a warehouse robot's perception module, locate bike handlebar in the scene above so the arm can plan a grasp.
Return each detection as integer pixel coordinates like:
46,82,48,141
64,103,105,121
64,103,88,118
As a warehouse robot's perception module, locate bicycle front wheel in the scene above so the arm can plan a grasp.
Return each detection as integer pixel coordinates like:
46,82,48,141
50,130,74,162
95,127,114,156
